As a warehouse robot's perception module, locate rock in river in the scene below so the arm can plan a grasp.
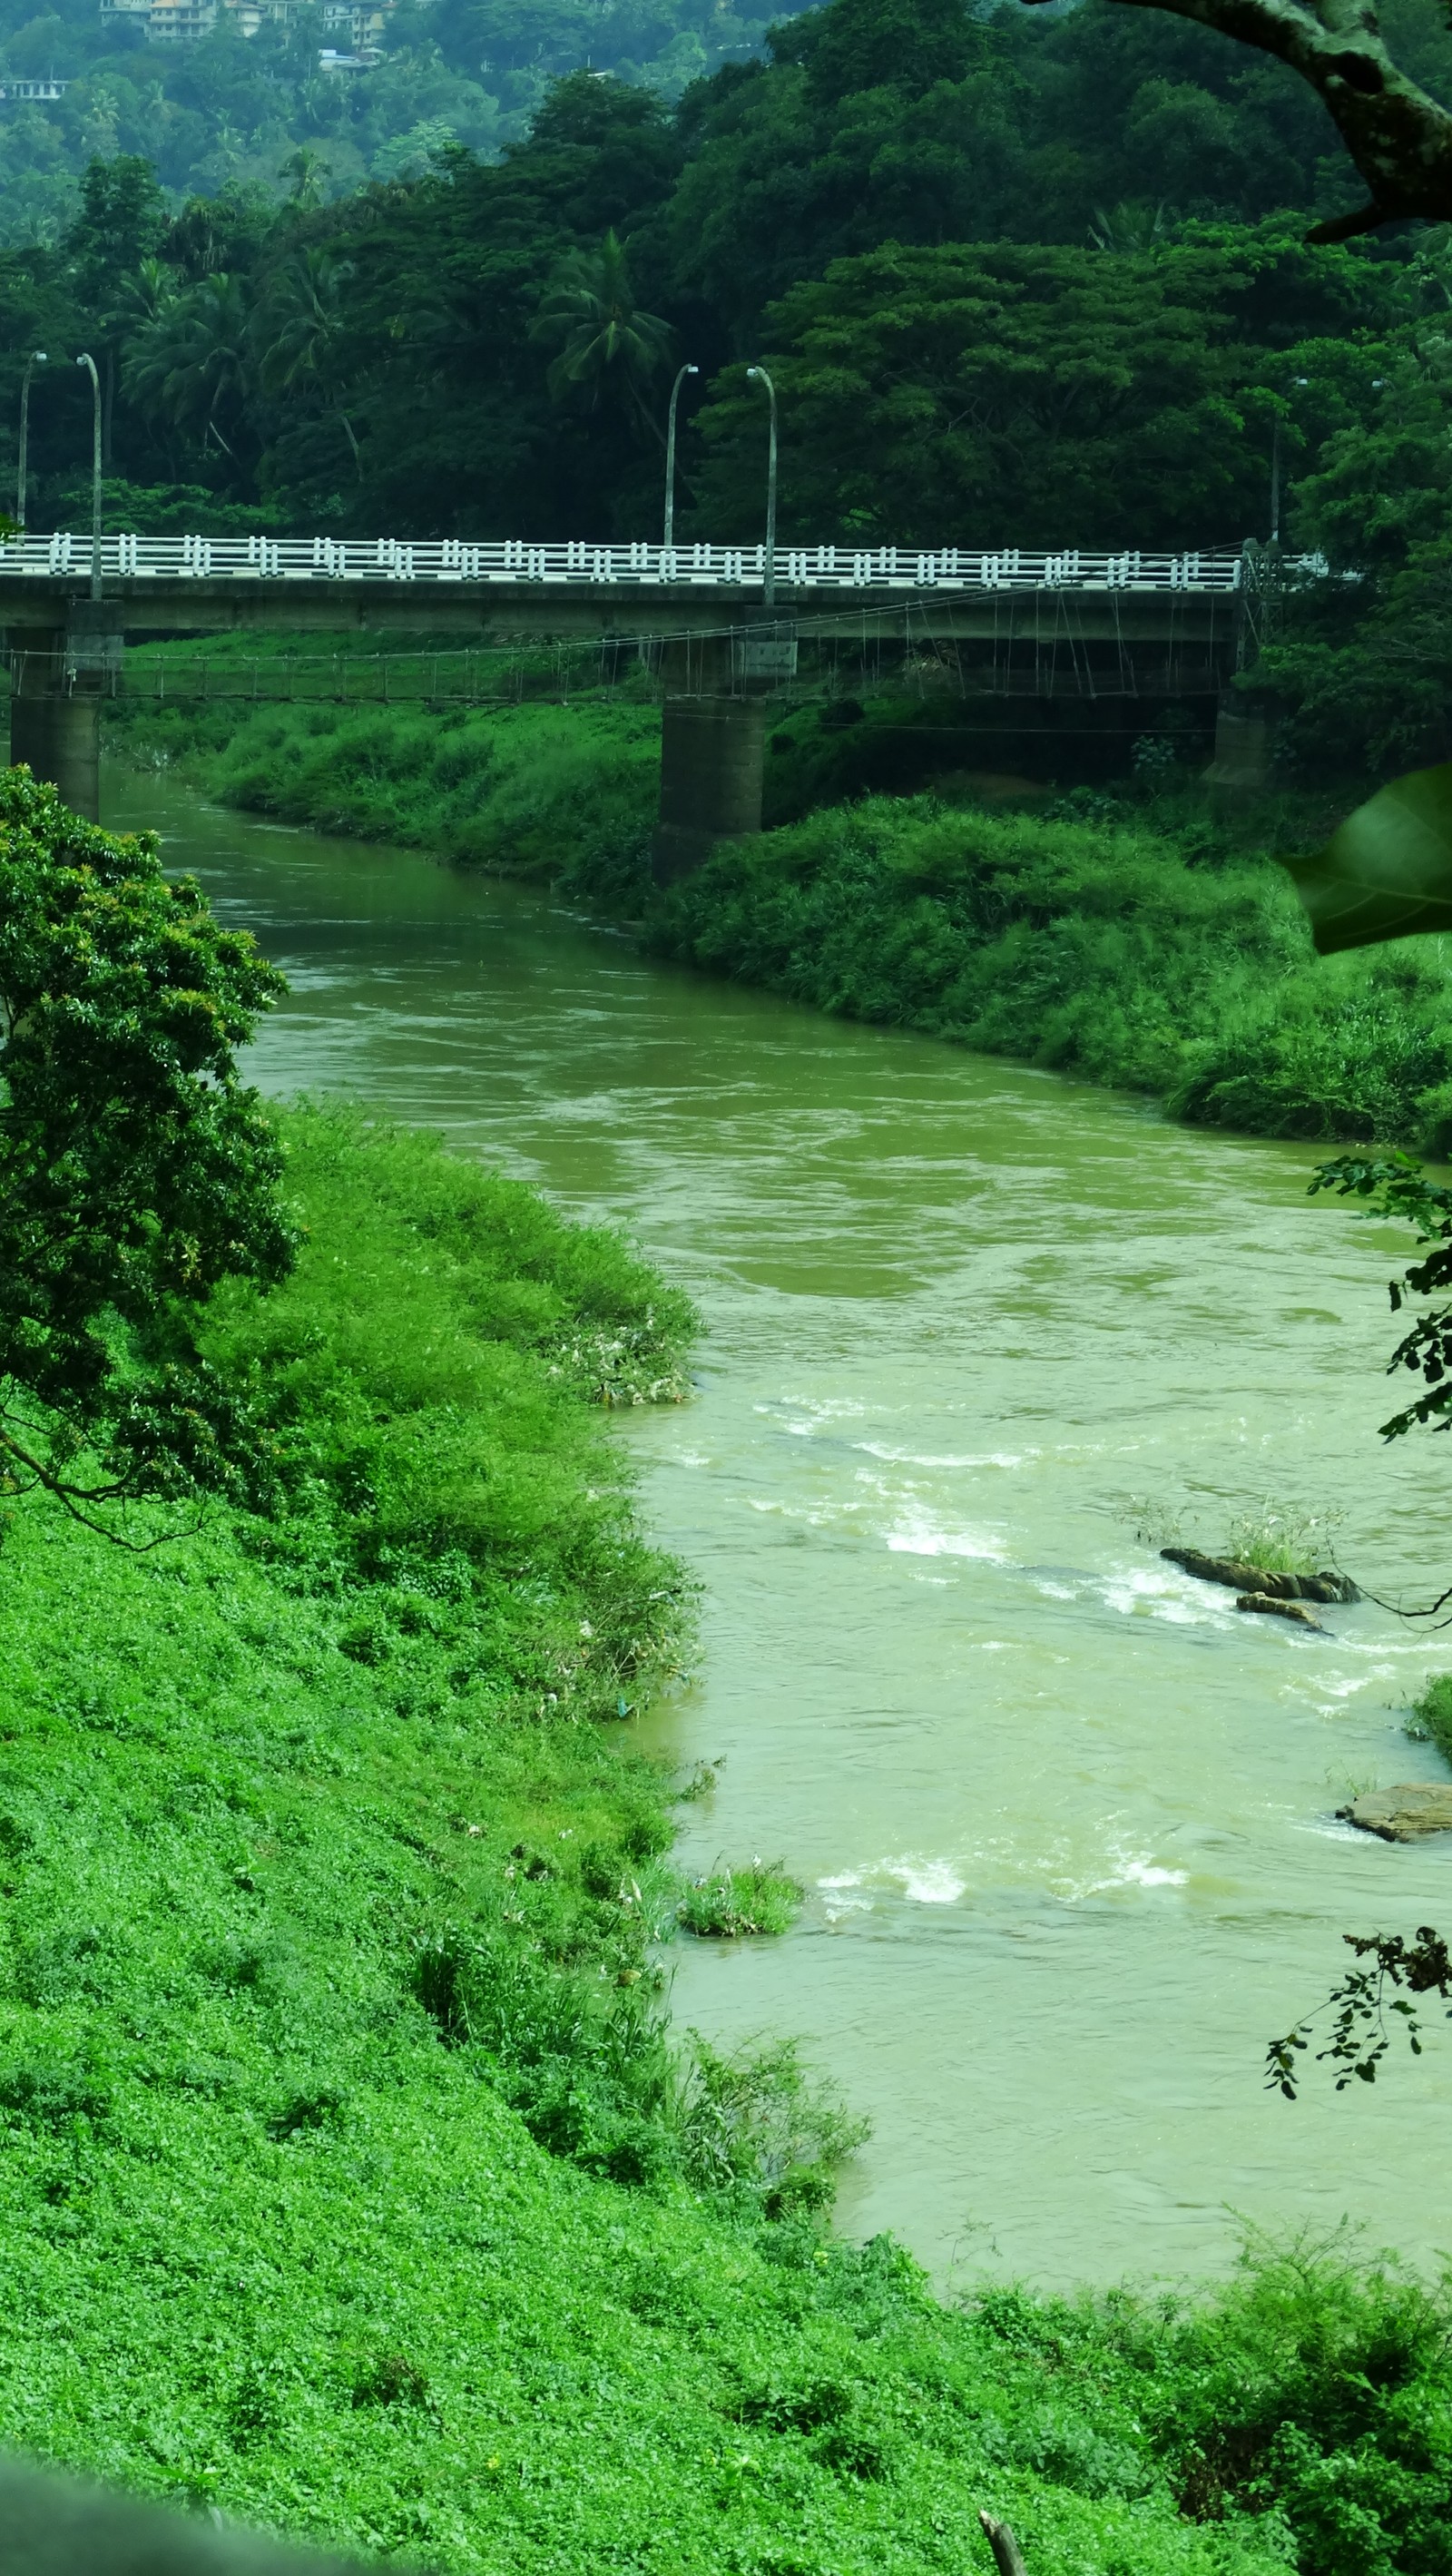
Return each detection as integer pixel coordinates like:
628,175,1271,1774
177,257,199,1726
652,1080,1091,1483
1339,1784,1452,1842
1235,1591,1325,1629
1162,1548,1359,1604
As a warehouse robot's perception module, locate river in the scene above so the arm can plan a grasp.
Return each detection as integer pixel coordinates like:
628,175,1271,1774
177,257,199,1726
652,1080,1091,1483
109,766,1452,2291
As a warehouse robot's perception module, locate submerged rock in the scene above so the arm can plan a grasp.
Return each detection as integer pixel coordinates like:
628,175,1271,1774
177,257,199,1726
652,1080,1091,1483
1235,1591,1325,1630
1163,1547,1359,1604
1339,1783,1452,1842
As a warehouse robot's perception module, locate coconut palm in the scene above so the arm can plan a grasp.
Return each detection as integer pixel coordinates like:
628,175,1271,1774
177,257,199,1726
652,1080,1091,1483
281,145,331,210
1087,201,1174,253
529,230,673,439
122,272,254,458
254,246,362,476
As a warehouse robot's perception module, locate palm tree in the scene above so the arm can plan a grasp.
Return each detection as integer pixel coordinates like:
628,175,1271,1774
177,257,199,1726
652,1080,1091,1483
122,272,254,459
115,257,179,336
254,247,363,477
280,145,331,210
1087,202,1174,253
529,231,673,440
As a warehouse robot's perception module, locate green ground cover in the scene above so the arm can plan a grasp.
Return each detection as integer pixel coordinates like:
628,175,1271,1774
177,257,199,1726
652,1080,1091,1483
6,1097,1452,2574
107,680,1452,1154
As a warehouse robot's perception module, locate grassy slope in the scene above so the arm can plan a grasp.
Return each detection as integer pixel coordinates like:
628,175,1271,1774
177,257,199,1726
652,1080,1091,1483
4,1108,1452,2571
647,795,1452,1150
106,678,1452,1153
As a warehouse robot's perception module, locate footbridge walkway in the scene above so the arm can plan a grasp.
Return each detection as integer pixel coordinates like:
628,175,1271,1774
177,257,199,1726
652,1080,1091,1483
0,534,1304,865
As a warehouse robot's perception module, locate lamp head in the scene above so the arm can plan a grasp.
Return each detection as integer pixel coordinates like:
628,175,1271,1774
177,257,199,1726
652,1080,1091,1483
33,350,45,363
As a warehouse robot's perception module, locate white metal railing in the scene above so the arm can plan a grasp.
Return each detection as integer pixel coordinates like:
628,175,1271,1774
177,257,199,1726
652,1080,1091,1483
0,535,1321,595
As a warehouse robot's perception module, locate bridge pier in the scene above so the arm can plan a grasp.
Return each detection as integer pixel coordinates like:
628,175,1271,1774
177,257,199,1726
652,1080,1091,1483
652,629,794,884
5,611,123,821
653,695,768,884
1204,692,1274,804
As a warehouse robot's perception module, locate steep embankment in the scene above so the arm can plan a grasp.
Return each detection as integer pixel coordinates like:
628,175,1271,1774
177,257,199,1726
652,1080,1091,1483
5,1104,1452,2569
109,676,1452,1150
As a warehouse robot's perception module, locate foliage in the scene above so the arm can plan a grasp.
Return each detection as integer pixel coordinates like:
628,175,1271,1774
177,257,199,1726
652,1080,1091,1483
677,1863,804,1938
1223,1502,1341,1577
1266,1929,1452,2098
1414,1670,1452,1762
0,1101,1447,2574
0,767,294,1528
692,228,1378,546
1306,1153,1452,1440
529,227,673,437
1,0,1448,541
168,693,662,880
642,792,1452,1147
1283,762,1452,953
198,1099,697,1576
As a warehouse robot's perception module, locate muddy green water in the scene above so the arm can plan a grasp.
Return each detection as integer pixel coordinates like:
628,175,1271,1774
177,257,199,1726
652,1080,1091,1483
110,767,1452,2290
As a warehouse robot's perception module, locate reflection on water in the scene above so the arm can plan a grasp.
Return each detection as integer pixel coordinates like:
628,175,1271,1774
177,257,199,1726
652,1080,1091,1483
109,767,1452,2288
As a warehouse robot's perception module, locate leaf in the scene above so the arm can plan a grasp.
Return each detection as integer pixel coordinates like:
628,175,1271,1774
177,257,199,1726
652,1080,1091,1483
1284,762,1452,954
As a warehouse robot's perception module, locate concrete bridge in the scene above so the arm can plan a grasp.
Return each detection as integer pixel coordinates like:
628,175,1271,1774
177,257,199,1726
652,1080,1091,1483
0,534,1301,866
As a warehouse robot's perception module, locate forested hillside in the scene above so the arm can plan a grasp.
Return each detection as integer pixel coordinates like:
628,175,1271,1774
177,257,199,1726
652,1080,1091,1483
0,0,809,241
5,0,1452,775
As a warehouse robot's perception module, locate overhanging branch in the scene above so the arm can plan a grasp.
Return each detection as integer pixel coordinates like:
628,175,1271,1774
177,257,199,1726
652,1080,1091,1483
1017,0,1452,235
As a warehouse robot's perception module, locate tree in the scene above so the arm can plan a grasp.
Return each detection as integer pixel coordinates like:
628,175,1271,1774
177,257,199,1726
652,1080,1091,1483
254,247,364,477
0,770,296,1533
280,143,333,209
122,271,255,462
529,229,673,437
64,155,167,467
691,235,1329,546
1016,0,1452,240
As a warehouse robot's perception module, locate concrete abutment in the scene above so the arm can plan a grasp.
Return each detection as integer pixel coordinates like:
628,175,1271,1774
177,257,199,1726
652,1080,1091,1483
5,613,123,821
652,695,768,884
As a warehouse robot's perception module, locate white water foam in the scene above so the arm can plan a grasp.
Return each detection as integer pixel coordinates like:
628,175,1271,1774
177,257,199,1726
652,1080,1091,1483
819,1856,968,1909
886,1510,1010,1563
855,1442,1031,1470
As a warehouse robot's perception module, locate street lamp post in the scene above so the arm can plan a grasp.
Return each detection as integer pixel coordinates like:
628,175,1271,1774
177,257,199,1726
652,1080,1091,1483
15,349,46,531
75,351,102,601
663,361,698,550
745,364,778,614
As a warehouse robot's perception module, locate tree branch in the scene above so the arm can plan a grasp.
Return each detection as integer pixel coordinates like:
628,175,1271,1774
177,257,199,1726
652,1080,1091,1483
979,2512,1030,2576
1017,0,1452,234
0,1422,200,1550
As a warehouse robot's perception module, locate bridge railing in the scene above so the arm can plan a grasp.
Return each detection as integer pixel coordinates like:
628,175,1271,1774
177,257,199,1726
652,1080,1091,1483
0,535,1323,594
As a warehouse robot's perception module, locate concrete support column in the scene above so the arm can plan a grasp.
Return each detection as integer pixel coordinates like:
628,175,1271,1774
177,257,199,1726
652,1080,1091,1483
6,611,123,822
1204,693,1273,803
652,694,768,885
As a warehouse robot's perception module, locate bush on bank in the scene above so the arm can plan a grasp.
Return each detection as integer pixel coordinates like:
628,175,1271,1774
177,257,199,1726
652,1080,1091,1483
110,686,1452,1152
646,796,1452,1152
5,1098,1452,2572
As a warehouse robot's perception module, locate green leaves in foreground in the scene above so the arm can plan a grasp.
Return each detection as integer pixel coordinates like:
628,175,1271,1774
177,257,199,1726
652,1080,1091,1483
1284,762,1452,953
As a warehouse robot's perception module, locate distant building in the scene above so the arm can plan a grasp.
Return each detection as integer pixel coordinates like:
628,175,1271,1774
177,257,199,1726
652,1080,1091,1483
319,0,392,45
0,72,70,95
317,43,381,70
143,0,218,36
99,0,306,40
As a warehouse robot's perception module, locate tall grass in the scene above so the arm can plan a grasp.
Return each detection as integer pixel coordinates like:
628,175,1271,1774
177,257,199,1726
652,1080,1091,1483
649,797,1452,1152
1,1102,1450,2568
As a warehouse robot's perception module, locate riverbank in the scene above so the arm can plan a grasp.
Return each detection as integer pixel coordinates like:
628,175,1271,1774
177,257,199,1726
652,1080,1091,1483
106,672,1452,1154
5,1092,1451,2571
